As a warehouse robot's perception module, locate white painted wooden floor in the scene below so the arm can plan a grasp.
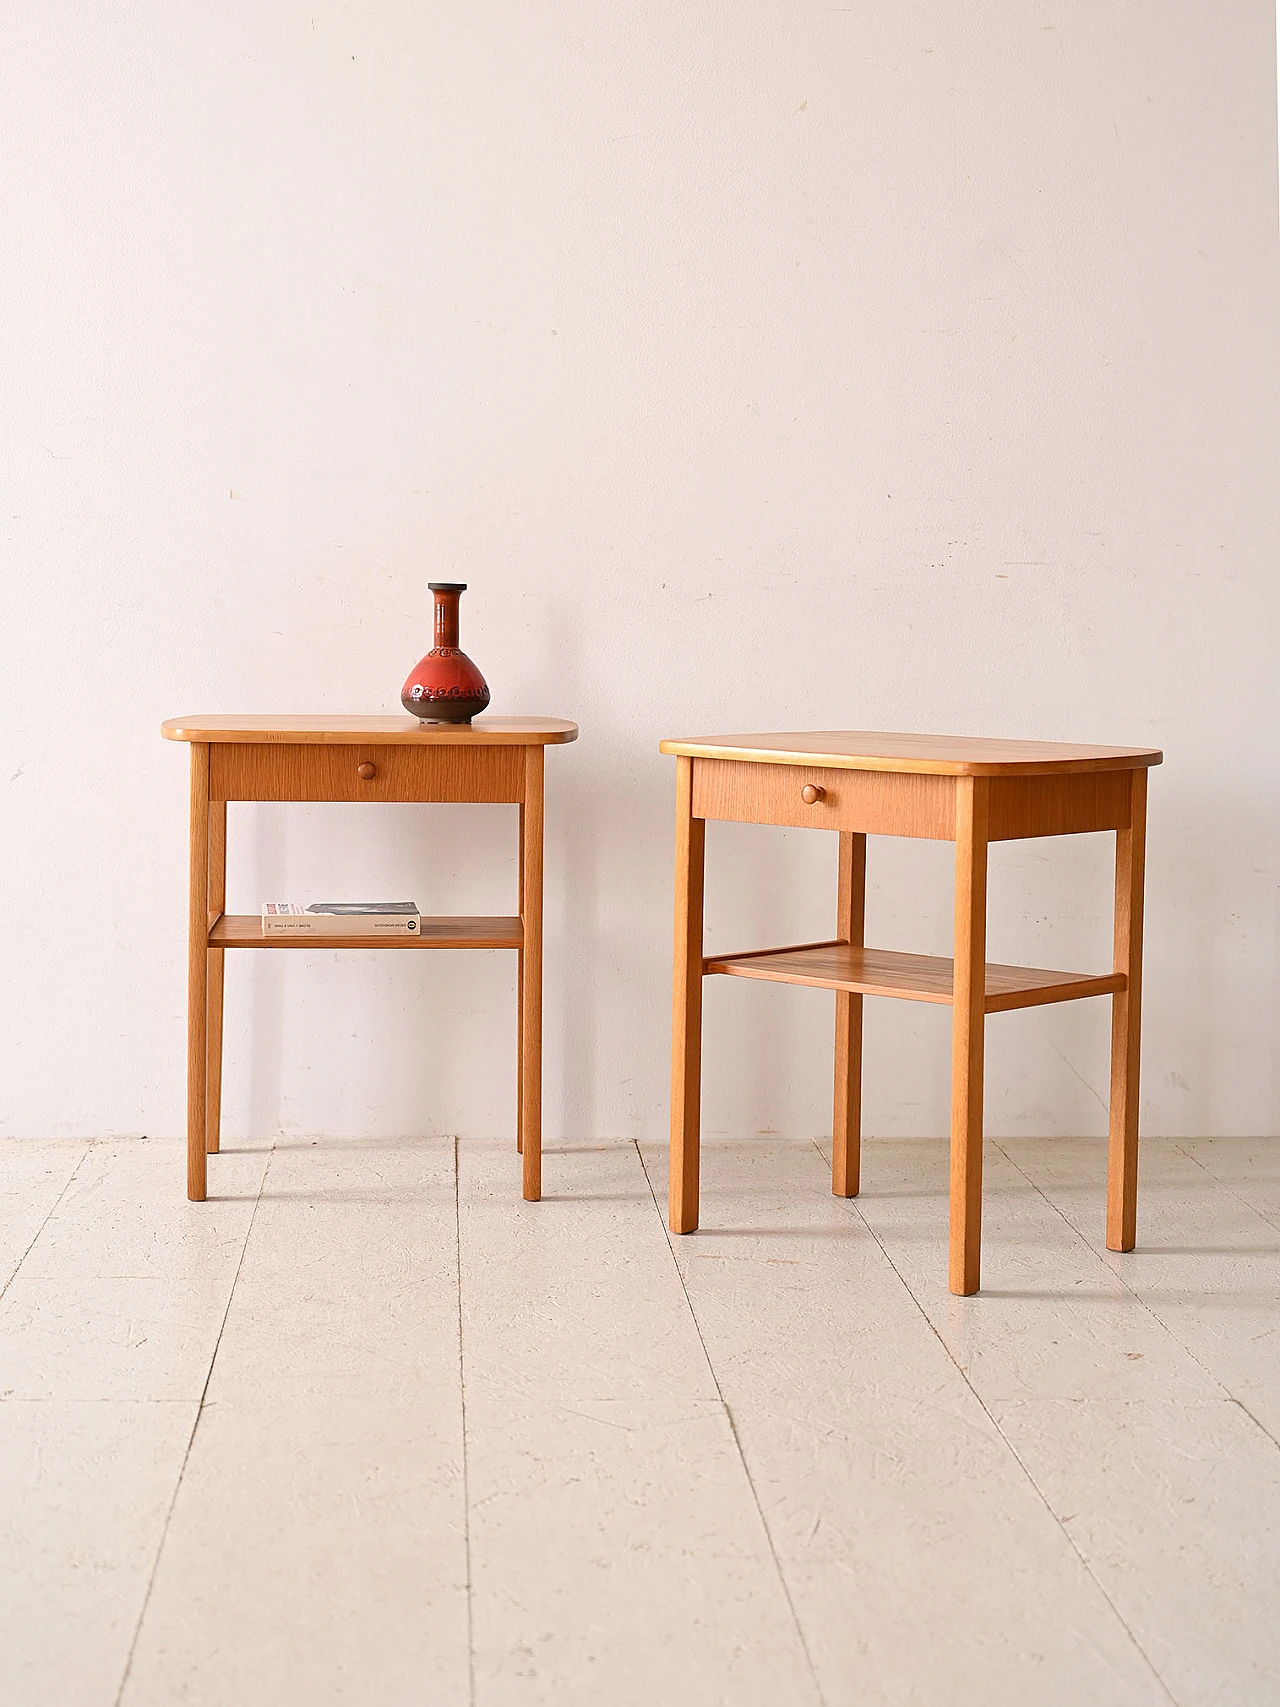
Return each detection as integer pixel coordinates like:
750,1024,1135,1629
2,1133,1278,1706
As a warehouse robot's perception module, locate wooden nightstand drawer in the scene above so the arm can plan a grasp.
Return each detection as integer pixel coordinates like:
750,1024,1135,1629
209,741,523,803
691,756,955,840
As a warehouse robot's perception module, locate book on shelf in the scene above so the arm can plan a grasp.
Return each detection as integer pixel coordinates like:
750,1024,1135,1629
261,902,422,937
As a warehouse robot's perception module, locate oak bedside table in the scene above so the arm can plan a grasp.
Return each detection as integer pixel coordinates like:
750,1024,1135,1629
660,730,1161,1295
163,714,578,1204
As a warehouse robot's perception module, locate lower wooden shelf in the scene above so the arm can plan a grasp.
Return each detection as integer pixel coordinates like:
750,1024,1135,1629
209,914,523,950
704,941,1124,1014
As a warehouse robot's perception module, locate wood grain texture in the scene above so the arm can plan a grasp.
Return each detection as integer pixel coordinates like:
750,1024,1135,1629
210,916,523,950
693,757,954,840
187,745,209,1202
662,730,1162,778
1108,769,1148,1252
950,777,989,1296
206,801,226,1157
520,746,544,1202
832,834,866,1198
163,714,577,745
704,944,1122,1013
210,742,522,804
670,756,706,1235
987,770,1133,840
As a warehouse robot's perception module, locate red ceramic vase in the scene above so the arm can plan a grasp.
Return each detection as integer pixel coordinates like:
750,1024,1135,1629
401,583,491,724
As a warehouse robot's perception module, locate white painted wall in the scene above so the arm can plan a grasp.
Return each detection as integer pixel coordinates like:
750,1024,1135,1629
2,3,1278,1144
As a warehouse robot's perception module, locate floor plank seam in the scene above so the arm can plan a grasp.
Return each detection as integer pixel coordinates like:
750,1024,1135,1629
999,1138,1280,1458
0,1140,92,1303
811,1139,1182,1707
1171,1138,1280,1237
989,1139,1280,1457
633,1140,831,1707
1220,1394,1280,1457
113,1145,272,1707
453,1136,476,1707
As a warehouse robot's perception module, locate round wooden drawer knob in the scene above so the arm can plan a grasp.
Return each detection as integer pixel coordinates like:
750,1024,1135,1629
357,761,377,781
801,783,826,805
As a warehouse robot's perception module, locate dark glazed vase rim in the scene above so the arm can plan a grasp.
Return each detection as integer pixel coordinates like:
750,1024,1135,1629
428,581,467,592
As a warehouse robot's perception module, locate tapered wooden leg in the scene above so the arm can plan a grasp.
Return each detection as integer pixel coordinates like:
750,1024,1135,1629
833,831,866,1197
669,756,706,1234
949,777,989,1295
516,799,525,1155
1107,769,1147,1251
520,747,544,1200
187,744,210,1201
206,800,226,1155
516,949,525,1155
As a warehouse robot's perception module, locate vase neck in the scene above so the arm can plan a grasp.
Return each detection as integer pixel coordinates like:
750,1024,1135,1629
433,588,461,650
